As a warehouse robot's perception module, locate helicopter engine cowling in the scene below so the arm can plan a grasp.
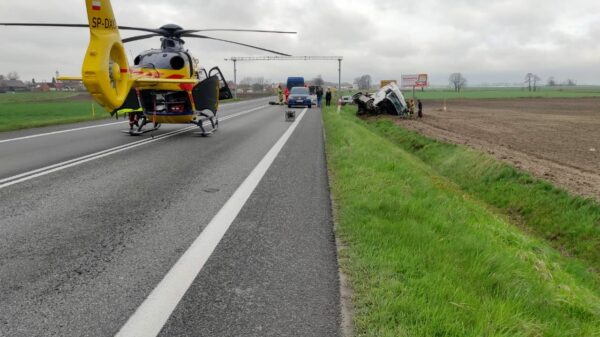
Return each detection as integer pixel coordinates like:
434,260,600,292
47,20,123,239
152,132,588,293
81,0,132,111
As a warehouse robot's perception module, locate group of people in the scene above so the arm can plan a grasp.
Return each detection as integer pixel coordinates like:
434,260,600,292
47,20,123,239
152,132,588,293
277,85,333,107
316,86,333,107
276,84,423,117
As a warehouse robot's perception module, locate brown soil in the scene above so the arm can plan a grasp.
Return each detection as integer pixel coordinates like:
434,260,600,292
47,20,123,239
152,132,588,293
396,98,600,200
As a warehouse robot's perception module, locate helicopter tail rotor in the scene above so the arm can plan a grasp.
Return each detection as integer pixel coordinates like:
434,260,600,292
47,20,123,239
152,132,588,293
82,0,132,111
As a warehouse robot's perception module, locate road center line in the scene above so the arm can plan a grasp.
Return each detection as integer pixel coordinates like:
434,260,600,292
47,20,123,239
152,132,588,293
115,108,307,337
0,99,270,144
0,105,267,190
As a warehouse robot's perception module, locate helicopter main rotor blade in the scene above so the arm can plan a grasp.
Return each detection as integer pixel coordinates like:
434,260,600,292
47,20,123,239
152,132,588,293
0,23,89,28
182,33,291,56
122,34,162,43
0,22,162,34
116,26,163,34
180,29,297,35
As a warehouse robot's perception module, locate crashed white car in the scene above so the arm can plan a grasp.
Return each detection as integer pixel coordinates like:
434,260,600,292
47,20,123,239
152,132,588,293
353,82,408,116
340,96,353,105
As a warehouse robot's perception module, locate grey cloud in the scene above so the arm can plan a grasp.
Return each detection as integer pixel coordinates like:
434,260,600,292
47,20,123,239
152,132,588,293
1,0,599,86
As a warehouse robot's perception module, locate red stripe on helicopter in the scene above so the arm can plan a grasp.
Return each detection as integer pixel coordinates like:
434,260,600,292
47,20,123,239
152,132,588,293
120,68,128,73
167,74,185,79
92,1,102,10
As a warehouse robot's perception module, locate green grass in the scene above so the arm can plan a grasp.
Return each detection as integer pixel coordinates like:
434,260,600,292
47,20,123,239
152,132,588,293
0,92,244,132
342,86,600,100
405,86,600,100
0,91,80,104
365,117,600,274
0,92,107,132
323,105,600,336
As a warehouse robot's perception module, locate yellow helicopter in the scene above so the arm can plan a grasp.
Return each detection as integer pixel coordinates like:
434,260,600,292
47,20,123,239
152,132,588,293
1,0,295,135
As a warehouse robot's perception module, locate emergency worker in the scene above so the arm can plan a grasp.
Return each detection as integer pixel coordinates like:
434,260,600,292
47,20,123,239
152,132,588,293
284,87,290,104
278,85,284,105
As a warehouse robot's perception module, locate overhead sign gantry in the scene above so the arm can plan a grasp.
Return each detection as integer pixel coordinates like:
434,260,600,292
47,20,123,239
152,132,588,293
224,56,344,98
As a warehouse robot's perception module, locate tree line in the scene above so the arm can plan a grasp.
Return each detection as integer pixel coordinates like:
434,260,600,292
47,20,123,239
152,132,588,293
0,72,20,81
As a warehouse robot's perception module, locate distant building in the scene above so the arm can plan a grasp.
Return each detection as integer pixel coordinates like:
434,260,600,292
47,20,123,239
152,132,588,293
0,79,29,92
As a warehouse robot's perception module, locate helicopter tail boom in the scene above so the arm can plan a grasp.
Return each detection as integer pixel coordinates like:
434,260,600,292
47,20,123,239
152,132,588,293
82,0,132,111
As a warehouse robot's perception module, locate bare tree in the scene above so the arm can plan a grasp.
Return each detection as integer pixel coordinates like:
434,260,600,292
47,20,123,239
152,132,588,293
449,73,467,92
312,75,324,86
239,77,252,93
533,74,541,92
0,74,4,80
7,71,19,80
251,77,265,92
547,76,556,87
525,73,541,92
525,73,533,91
565,79,577,86
354,74,372,90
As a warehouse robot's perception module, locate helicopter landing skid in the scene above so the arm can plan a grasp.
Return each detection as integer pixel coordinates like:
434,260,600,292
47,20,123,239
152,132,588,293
122,117,161,136
192,112,219,137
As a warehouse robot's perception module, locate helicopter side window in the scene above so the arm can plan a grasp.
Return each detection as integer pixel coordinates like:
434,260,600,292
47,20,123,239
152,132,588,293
164,40,176,48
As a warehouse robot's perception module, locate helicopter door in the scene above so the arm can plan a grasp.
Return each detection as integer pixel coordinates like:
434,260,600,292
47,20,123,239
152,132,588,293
114,89,141,112
208,67,233,100
192,76,220,114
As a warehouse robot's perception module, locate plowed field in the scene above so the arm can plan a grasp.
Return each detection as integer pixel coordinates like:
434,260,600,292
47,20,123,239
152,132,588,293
397,98,600,200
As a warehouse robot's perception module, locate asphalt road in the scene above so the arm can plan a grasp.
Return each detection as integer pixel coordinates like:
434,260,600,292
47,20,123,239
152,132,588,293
0,98,341,337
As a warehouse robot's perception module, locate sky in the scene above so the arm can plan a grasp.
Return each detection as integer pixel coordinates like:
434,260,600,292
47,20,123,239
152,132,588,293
1,0,599,86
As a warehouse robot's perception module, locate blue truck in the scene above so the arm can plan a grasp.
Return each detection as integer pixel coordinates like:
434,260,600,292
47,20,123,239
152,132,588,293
286,77,304,90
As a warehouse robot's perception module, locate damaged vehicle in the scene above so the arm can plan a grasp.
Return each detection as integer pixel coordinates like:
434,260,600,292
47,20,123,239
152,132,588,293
352,82,408,116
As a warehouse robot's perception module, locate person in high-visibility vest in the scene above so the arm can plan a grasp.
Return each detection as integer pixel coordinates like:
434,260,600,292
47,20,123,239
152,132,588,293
278,85,284,105
118,107,144,130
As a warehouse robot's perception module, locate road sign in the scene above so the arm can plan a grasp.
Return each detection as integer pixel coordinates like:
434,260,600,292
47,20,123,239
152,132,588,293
401,74,428,88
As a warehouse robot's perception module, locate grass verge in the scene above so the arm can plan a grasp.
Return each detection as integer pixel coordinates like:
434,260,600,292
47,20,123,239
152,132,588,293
399,87,600,100
323,105,600,336
340,86,600,101
0,100,108,132
0,93,108,132
0,92,244,132
364,117,600,274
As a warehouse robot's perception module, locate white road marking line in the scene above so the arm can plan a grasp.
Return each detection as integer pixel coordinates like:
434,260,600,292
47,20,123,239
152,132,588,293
0,121,127,144
0,99,270,144
0,105,267,190
115,108,307,337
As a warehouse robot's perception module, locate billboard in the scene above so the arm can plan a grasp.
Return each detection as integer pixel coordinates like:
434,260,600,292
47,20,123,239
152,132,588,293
401,74,428,88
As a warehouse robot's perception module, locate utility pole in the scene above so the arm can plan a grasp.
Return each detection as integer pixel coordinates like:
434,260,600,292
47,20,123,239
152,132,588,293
233,59,237,99
338,58,342,93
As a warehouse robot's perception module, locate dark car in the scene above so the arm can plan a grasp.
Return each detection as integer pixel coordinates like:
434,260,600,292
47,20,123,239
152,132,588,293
287,86,312,108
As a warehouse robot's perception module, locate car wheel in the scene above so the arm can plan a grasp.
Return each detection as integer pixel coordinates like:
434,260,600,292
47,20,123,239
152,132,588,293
308,104,312,109
288,105,292,108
